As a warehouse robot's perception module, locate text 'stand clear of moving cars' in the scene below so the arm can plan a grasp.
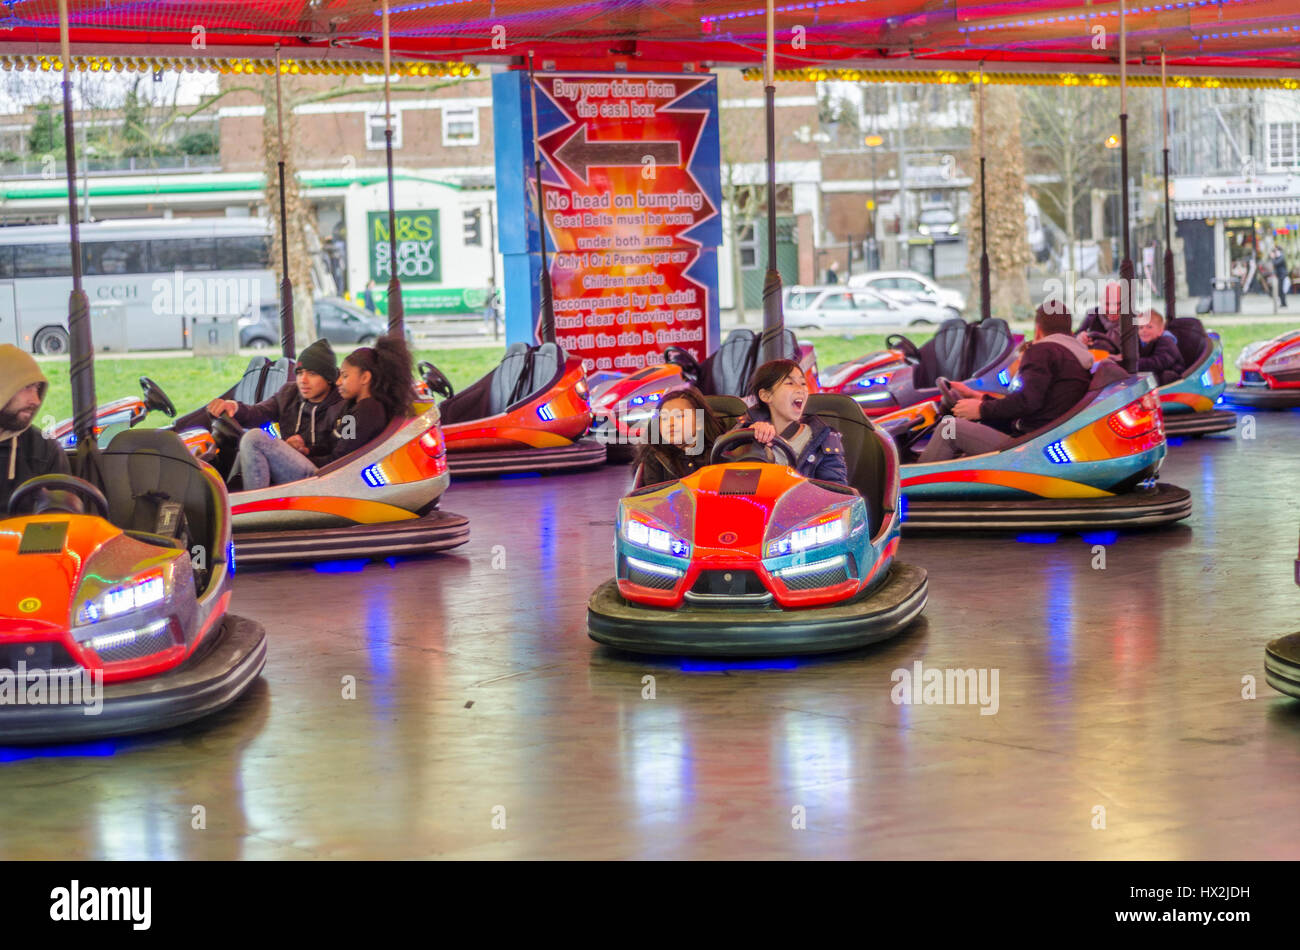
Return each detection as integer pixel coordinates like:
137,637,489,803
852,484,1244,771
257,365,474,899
169,357,470,563
0,430,266,742
782,286,950,331
880,362,1192,532
1227,329,1300,409
845,270,966,316
413,341,606,476
588,328,821,461
587,394,928,656
823,318,1019,417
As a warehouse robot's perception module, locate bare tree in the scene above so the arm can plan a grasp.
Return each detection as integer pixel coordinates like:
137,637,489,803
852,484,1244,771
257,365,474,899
1021,85,1119,283
967,85,1031,319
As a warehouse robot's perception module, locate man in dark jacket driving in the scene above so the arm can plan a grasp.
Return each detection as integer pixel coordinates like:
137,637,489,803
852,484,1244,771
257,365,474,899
206,338,343,463
919,306,1094,462
0,344,70,512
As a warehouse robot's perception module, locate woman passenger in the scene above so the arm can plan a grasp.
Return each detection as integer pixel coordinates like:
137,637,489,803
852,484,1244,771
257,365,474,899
735,359,848,484
633,386,726,487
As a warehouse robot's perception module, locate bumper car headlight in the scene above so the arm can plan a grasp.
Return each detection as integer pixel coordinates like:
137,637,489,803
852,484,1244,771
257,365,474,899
75,569,168,626
766,509,849,558
623,513,690,558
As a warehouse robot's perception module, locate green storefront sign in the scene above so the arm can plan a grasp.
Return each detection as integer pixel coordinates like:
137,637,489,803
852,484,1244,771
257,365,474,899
368,209,441,282
370,285,490,316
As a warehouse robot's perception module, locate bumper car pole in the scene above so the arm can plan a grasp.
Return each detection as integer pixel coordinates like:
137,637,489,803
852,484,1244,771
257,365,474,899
759,0,784,365
1160,49,1176,322
528,51,557,345
274,45,295,359
977,65,991,324
58,0,97,463
1116,0,1138,375
381,0,405,340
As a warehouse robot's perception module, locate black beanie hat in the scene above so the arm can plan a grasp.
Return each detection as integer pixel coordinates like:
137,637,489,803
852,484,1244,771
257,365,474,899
298,338,339,383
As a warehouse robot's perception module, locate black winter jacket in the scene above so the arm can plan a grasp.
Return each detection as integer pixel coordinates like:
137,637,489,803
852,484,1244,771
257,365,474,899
979,338,1092,436
0,427,70,512
234,382,344,463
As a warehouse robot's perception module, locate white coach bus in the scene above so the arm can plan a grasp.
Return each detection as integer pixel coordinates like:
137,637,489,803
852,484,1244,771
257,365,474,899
0,217,283,354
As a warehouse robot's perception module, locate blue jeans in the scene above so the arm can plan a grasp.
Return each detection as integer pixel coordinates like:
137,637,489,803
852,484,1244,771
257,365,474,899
239,428,319,490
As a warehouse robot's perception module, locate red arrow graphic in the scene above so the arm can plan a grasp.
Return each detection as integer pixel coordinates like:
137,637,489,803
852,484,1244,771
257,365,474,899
552,125,682,185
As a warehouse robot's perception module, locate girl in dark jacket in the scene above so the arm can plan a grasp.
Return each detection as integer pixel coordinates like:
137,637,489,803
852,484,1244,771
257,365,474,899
239,335,415,489
735,359,849,484
633,386,727,487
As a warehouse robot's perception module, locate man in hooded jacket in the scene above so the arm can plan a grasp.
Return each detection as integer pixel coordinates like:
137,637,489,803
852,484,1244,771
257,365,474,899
0,343,70,512
919,306,1094,462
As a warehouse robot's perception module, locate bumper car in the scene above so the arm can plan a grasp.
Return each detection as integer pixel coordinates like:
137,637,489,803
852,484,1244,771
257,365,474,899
589,328,821,460
52,376,217,461
174,356,469,564
587,393,928,656
884,361,1193,532
1073,317,1235,437
0,429,266,742
827,318,1019,417
1226,329,1300,409
1263,535,1300,699
413,341,605,477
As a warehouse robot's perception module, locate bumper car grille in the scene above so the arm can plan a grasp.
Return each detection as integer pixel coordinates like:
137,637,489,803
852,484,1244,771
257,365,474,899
626,561,679,590
780,562,850,591
92,622,177,664
0,641,79,673
684,570,773,606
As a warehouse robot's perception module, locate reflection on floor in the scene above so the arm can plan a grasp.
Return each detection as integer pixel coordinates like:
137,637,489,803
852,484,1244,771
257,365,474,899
2,411,1299,859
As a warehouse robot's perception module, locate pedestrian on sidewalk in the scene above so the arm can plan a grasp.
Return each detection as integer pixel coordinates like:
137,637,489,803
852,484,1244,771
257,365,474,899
1271,245,1289,308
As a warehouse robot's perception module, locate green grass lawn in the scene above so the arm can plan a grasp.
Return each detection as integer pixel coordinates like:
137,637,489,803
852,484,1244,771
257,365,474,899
33,322,1281,428
37,346,508,429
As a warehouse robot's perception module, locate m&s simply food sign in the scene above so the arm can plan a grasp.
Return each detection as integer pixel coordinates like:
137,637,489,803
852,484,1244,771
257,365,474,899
369,210,440,282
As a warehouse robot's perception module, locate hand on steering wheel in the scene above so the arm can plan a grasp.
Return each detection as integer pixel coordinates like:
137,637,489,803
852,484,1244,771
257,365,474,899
139,376,177,417
709,428,800,467
7,474,110,519
211,414,247,446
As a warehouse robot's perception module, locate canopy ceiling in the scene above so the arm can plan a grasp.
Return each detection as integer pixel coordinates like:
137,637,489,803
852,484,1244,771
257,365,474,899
2,0,1300,75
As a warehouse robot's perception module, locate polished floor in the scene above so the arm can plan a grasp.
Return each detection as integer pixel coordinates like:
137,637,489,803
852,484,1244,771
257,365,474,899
3,411,1299,860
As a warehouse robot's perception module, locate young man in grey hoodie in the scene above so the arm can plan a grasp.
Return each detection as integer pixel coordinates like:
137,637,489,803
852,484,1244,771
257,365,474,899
0,343,70,512
919,306,1094,463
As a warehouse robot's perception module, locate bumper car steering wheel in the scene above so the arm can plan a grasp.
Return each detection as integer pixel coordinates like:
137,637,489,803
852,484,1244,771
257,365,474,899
710,428,799,468
935,376,958,413
139,376,177,417
7,474,109,519
211,413,247,445
664,346,703,384
885,334,922,366
418,361,455,399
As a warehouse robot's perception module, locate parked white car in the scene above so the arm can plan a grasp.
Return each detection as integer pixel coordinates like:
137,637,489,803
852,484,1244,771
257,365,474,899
845,270,966,316
783,285,950,330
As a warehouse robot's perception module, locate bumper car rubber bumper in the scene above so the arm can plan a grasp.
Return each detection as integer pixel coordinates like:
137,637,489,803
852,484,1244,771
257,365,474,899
1265,633,1300,699
587,562,928,656
1160,410,1238,437
0,614,266,744
901,482,1192,532
1221,388,1300,410
447,438,608,477
235,509,470,563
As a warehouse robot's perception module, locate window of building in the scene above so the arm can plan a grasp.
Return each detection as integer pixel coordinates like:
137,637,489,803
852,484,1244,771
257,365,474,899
442,107,479,147
737,224,758,269
1266,122,1300,172
367,110,401,151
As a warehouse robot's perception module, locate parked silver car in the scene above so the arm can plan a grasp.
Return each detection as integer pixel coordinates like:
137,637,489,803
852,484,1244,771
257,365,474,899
783,285,950,330
845,270,966,316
